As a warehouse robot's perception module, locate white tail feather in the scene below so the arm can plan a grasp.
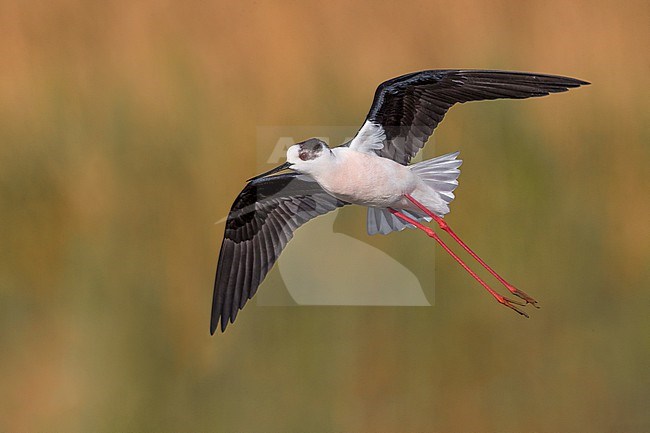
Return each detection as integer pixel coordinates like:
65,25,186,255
367,208,431,235
410,151,462,205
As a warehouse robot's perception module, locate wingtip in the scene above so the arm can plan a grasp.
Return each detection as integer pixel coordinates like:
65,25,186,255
210,313,223,335
209,314,230,335
565,76,590,87
220,315,229,333
209,320,227,335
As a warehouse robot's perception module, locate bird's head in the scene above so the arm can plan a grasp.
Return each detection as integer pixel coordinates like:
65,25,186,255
248,138,332,181
286,138,332,173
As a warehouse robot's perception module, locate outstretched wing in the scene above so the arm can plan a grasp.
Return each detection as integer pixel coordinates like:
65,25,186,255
348,70,588,164
211,174,346,334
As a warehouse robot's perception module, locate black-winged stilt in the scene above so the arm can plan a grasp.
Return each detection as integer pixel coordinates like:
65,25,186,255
211,69,588,334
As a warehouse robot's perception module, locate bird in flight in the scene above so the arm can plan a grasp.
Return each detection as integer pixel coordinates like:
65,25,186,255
211,69,588,334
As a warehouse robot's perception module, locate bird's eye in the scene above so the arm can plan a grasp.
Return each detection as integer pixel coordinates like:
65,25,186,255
299,142,324,161
299,149,310,161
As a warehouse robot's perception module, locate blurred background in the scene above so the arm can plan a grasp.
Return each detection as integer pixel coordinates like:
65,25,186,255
1,0,649,431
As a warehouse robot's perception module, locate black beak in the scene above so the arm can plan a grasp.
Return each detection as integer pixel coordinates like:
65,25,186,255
247,161,294,182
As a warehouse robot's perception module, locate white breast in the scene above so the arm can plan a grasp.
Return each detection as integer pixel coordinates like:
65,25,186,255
313,148,419,207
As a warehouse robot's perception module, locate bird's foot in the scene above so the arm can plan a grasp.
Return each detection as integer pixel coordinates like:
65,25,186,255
507,285,540,308
496,295,530,318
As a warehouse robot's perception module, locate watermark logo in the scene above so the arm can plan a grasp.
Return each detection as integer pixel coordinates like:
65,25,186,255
224,126,437,307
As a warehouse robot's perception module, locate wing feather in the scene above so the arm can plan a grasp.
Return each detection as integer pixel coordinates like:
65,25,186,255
349,69,588,164
211,173,347,333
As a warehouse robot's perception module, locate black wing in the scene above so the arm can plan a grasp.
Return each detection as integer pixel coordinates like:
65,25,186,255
211,174,346,334
355,69,588,164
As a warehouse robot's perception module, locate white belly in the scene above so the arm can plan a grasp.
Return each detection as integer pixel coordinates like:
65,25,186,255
314,150,419,207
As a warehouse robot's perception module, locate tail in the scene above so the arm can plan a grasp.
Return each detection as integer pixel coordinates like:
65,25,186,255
366,151,462,235
410,151,462,206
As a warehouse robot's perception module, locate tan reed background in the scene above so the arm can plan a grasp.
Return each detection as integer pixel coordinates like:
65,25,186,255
0,0,648,431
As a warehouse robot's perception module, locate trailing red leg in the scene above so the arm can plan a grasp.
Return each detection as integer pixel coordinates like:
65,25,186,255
404,194,538,307
388,208,529,317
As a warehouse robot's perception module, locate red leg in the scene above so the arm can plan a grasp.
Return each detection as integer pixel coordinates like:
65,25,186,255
388,208,529,317
404,194,538,307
